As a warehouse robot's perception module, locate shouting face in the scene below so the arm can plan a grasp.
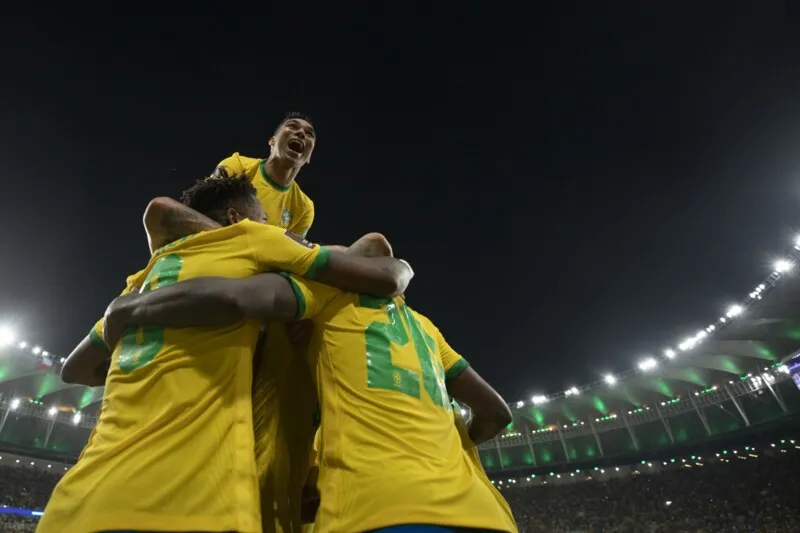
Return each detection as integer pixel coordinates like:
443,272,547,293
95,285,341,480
270,117,316,166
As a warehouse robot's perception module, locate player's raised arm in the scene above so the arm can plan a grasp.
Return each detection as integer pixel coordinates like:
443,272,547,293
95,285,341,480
246,221,413,297
435,329,512,445
143,197,221,254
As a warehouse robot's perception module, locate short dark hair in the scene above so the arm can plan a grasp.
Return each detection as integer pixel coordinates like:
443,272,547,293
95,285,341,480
275,111,314,135
180,175,258,226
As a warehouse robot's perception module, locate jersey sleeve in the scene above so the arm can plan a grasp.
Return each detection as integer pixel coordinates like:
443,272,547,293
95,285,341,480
435,327,470,381
290,200,314,238
244,220,331,278
213,152,260,179
280,275,341,321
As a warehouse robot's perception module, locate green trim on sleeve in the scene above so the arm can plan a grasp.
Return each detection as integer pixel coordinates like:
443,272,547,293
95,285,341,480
445,358,470,381
279,273,307,319
88,328,109,351
304,247,331,280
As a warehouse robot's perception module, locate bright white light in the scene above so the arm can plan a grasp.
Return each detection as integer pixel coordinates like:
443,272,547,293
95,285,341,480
604,374,617,386
774,259,793,273
10,398,20,410
664,348,676,359
18,341,27,349
72,413,82,425
0,326,15,347
47,407,57,417
515,400,524,408
460,408,467,417
777,365,789,374
32,346,41,355
726,305,743,318
638,358,658,371
531,395,548,405
565,386,580,396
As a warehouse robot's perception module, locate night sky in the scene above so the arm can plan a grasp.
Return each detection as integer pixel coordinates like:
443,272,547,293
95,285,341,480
2,7,800,403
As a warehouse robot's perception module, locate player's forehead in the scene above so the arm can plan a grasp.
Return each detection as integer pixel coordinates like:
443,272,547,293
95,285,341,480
281,118,315,135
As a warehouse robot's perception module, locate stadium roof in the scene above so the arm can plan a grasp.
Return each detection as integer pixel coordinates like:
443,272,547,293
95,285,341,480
1,242,800,424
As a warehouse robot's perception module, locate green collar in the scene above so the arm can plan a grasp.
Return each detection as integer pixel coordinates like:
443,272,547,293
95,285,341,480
259,159,292,192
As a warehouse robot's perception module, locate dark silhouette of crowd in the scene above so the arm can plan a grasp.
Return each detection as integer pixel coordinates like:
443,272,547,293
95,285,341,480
0,464,61,532
0,445,798,532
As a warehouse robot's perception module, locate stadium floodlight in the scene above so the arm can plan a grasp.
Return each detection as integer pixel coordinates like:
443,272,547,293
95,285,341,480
664,348,676,359
774,259,793,273
73,412,82,425
565,386,580,396
603,374,617,386
531,395,548,405
10,398,20,410
515,400,524,408
725,304,743,318
638,358,658,372
0,325,15,347
47,407,57,417
18,341,27,349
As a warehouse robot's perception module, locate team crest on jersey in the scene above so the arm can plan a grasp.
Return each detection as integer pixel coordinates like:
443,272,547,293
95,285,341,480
284,230,314,249
281,208,292,228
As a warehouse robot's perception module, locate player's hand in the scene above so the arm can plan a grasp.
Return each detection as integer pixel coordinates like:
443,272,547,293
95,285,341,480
102,293,136,350
300,484,321,523
286,320,313,357
348,232,393,258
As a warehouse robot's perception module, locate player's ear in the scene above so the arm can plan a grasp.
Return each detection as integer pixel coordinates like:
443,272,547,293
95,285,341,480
227,208,242,225
268,136,276,151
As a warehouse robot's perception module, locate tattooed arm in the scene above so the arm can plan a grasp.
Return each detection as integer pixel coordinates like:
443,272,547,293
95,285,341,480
143,197,221,254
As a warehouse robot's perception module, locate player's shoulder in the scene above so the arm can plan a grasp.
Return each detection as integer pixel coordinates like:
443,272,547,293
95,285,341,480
408,305,436,332
291,181,314,206
218,152,261,172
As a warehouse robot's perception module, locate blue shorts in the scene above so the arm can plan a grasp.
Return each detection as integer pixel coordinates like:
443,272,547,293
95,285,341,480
370,527,502,533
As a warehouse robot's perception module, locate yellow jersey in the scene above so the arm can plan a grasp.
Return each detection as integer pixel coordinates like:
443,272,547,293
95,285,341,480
284,278,519,533
215,152,315,237
37,221,329,533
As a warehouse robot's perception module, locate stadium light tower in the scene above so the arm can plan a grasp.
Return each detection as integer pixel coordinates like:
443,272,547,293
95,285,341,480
638,358,658,372
725,304,743,318
604,374,617,386
0,325,15,347
774,259,793,273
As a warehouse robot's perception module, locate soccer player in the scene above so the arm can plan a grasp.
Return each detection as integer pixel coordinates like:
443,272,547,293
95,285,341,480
98,253,518,533
137,114,318,533
46,176,413,533
144,112,316,255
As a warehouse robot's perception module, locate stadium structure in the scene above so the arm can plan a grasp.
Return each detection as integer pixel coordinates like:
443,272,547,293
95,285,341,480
2,242,800,476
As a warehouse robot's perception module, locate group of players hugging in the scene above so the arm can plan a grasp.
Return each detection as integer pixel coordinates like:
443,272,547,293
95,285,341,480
37,113,519,533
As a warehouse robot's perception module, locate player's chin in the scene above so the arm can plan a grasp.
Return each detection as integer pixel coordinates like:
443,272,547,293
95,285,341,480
284,149,308,164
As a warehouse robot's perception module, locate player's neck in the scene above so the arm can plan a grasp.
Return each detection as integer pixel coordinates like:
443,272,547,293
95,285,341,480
264,156,301,187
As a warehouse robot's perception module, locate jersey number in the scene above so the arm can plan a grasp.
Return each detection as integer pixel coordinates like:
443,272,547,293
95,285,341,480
360,295,450,409
118,254,184,373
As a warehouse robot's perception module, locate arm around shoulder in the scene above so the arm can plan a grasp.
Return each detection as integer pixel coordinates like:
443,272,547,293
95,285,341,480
313,251,413,297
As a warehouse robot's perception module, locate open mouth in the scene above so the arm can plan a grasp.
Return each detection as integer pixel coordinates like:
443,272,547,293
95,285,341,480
288,139,305,154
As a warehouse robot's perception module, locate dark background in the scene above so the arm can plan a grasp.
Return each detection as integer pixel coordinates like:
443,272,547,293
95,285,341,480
2,6,800,403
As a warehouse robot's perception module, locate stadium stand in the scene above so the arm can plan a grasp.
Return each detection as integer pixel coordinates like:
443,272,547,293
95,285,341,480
1,437,798,531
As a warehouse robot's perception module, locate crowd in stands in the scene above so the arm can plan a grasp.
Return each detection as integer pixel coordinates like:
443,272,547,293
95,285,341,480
0,464,60,532
0,446,798,532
